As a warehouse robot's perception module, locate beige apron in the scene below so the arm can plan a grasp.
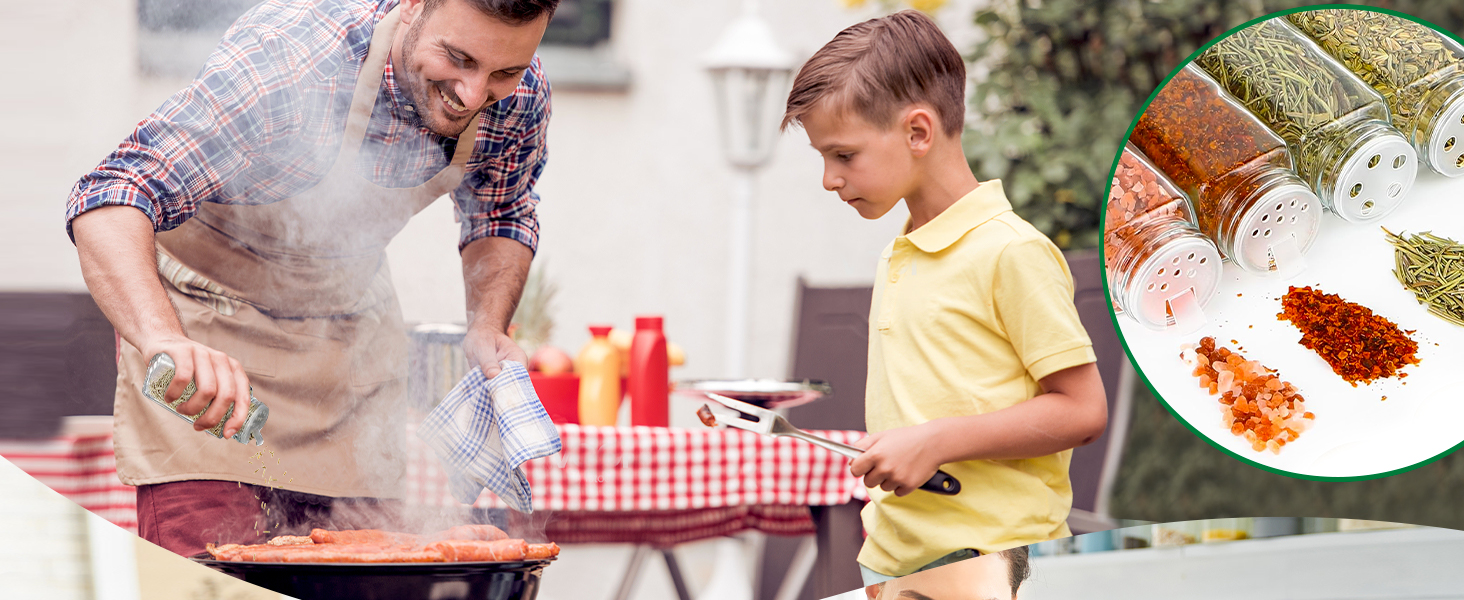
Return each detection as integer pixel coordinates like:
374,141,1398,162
115,6,483,499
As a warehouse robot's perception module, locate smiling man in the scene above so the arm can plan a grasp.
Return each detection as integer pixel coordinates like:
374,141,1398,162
66,0,555,557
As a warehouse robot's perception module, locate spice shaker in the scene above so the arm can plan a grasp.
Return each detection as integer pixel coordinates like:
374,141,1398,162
1289,10,1464,177
1197,17,1418,223
1132,65,1320,275
1105,144,1222,331
142,352,268,445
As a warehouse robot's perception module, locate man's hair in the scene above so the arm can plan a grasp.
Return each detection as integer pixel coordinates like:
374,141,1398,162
872,546,1031,599
781,10,966,137
421,0,559,25
998,546,1031,596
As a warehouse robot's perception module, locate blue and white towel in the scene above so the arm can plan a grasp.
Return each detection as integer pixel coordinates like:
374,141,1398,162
417,361,562,512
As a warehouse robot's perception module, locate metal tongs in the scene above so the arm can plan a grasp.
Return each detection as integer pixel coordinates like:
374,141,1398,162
704,393,960,496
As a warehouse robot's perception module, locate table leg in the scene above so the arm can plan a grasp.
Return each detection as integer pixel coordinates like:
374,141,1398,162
613,545,652,600
773,535,818,600
807,503,864,599
662,548,695,600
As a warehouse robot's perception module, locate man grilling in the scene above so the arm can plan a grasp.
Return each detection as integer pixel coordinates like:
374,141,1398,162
67,0,556,557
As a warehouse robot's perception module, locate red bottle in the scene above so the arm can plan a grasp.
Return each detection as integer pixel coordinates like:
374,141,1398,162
628,316,669,427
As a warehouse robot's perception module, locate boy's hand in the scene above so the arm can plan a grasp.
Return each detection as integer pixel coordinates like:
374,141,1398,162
849,423,947,497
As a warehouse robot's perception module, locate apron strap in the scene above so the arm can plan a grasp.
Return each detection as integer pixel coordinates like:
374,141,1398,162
339,6,402,167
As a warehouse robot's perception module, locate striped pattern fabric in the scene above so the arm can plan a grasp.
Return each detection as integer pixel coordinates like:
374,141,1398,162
65,0,549,252
0,436,138,533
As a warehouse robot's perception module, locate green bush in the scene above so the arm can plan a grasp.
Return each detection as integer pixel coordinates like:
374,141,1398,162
966,0,1464,250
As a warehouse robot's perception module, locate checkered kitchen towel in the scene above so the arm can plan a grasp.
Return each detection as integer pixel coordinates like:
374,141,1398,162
417,361,562,512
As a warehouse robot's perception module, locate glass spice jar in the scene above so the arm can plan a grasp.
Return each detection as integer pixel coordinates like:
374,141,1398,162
1197,17,1418,223
1105,143,1222,331
1131,64,1321,275
1289,9,1464,176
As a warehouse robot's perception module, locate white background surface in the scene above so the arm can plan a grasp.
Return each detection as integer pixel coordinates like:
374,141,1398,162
1021,528,1464,599
1117,167,1464,478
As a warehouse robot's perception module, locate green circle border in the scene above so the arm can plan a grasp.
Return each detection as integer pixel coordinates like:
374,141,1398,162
1100,3,1464,482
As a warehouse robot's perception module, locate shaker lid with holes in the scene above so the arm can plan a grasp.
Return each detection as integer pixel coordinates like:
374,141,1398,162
1424,88,1464,177
1232,181,1322,274
1122,228,1224,332
1329,129,1418,223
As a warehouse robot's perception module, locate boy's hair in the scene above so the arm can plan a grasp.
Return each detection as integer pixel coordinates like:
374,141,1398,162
781,10,966,137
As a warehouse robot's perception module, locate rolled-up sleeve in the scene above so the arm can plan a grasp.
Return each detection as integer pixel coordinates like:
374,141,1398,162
65,22,307,242
454,58,551,253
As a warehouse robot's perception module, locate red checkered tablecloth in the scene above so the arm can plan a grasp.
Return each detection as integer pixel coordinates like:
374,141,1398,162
0,435,138,533
406,424,870,511
1,423,870,545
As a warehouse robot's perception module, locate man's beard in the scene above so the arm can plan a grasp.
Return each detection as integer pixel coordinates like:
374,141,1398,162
397,21,482,138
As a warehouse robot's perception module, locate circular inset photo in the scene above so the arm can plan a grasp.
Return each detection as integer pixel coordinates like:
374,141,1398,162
1106,7,1464,479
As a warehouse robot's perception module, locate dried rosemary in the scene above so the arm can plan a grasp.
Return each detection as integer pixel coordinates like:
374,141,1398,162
1200,18,1393,185
1197,17,1416,222
1384,227,1464,326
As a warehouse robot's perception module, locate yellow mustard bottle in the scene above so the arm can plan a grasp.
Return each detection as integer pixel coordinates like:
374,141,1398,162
576,325,622,426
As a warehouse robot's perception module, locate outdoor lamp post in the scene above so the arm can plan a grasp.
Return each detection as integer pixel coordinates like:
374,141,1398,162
703,1,795,379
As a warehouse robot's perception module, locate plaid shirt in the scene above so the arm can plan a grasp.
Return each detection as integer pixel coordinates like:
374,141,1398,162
66,0,548,252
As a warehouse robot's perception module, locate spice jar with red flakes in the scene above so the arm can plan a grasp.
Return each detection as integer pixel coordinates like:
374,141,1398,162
1104,143,1223,331
1131,64,1322,276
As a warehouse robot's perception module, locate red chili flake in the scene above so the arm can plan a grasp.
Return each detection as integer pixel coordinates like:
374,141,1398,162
1381,396,1388,402
1277,286,1419,386
1182,336,1312,454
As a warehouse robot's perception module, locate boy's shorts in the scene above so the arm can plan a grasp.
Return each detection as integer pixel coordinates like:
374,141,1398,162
858,548,980,586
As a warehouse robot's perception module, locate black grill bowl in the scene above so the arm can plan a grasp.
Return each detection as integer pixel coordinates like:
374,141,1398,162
191,554,552,600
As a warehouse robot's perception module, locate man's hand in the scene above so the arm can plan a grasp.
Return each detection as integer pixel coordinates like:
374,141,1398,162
74,206,252,440
463,325,527,380
461,236,534,379
142,336,253,439
849,422,948,497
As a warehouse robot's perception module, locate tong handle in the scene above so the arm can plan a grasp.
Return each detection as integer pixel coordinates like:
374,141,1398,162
787,431,961,496
919,470,961,496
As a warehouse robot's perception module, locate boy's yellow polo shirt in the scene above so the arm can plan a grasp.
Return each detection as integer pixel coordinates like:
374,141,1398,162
859,180,1096,576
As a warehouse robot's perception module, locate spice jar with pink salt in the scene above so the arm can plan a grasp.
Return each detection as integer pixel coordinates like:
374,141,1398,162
1105,143,1222,332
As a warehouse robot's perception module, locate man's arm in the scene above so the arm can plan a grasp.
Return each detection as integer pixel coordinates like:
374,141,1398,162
65,24,311,438
454,58,549,379
850,362,1106,496
72,206,253,438
461,236,534,379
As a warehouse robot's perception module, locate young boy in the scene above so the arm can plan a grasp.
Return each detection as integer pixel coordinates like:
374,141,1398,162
781,10,1108,584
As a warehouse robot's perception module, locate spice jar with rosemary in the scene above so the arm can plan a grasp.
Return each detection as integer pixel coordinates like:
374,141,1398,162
1132,64,1321,275
1105,143,1223,331
1289,9,1464,177
1197,17,1418,223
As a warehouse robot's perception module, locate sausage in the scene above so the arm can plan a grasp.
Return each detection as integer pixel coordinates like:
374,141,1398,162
205,543,242,560
266,535,313,546
697,404,717,427
428,539,530,562
431,524,509,542
309,528,419,546
525,542,560,559
225,543,445,563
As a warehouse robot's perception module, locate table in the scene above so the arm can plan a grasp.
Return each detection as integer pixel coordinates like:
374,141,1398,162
2,419,870,599
0,433,137,533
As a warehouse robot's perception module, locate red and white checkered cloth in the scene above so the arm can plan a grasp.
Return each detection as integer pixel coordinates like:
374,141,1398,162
2,424,870,545
0,435,137,533
406,424,870,511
